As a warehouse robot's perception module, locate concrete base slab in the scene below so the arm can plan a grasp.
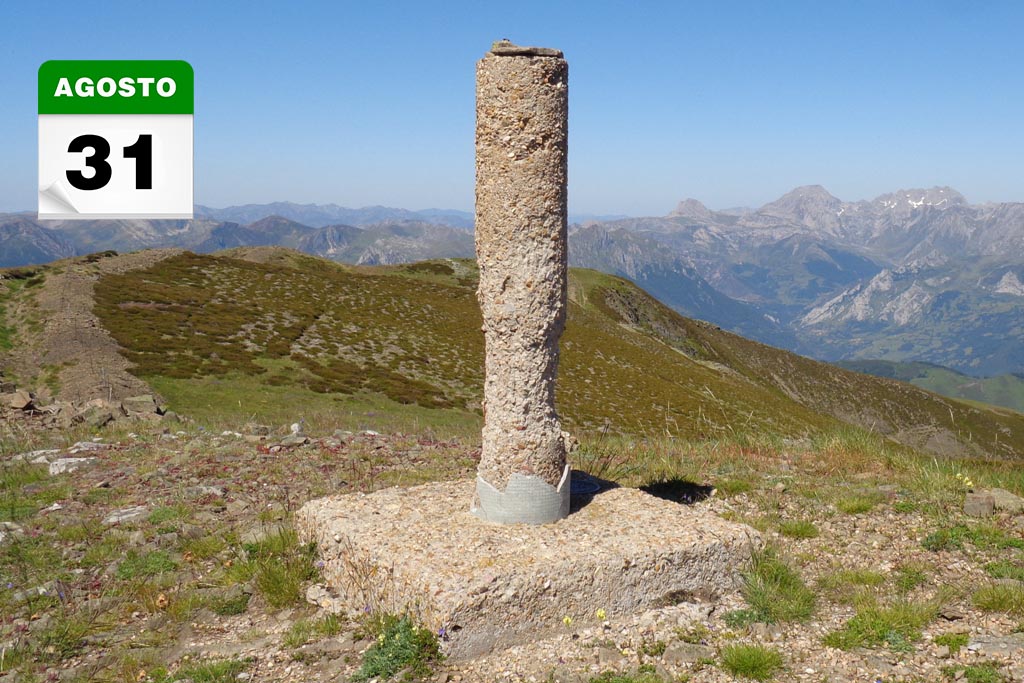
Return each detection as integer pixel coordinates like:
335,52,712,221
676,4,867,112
295,479,761,660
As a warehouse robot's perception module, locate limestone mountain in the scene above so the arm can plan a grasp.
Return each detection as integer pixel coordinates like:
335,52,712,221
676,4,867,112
0,215,76,267
192,216,361,255
567,223,798,349
294,223,365,257
0,212,472,270
215,218,473,265
196,202,475,229
297,221,474,265
11,215,227,254
668,198,715,222
576,186,1024,375
797,259,1024,377
192,222,267,253
757,185,845,234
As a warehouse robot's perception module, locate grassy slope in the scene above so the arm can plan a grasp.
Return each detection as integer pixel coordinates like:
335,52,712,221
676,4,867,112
576,271,1024,460
838,359,1024,415
0,268,45,354
84,249,1024,459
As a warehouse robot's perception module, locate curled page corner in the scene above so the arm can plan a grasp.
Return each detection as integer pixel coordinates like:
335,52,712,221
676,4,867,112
39,180,79,216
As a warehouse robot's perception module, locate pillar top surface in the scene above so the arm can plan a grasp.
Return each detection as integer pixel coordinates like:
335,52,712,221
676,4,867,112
488,40,563,58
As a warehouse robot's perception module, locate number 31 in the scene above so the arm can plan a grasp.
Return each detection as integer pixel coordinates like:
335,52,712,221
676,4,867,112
67,134,152,191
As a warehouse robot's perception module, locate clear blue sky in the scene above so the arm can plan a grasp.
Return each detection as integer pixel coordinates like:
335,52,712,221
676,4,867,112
3,0,1022,215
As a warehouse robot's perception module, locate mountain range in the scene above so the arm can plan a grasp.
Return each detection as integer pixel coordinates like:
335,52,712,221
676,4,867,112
2,186,1022,378
196,202,475,229
0,211,476,269
568,186,1024,377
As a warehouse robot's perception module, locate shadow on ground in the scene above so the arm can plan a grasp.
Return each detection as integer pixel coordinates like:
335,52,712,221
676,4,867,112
570,471,714,512
639,478,715,505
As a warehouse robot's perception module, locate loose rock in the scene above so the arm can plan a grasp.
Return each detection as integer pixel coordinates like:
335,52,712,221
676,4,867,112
2,390,34,410
48,457,97,475
240,522,286,545
985,487,1024,514
661,641,715,666
102,505,149,526
121,394,158,414
185,485,225,499
0,521,24,544
967,633,1024,657
75,404,115,428
69,441,111,453
964,492,995,517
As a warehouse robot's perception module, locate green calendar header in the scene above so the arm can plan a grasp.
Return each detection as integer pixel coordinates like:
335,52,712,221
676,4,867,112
39,60,193,115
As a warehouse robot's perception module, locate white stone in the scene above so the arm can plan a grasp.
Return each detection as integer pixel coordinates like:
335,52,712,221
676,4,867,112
103,505,149,525
48,457,97,475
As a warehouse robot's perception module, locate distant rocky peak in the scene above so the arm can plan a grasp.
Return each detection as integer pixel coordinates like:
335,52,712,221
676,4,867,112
243,215,319,240
873,187,966,211
757,185,844,231
761,185,842,214
669,198,713,221
995,270,1024,297
780,184,840,201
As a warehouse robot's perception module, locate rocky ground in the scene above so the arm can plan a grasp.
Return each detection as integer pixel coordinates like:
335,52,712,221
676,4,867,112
3,399,1024,683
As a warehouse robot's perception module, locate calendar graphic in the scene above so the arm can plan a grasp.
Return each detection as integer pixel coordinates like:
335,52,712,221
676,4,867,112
38,60,193,219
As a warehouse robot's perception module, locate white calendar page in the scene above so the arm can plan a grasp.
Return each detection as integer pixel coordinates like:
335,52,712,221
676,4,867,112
38,114,193,219
37,60,193,220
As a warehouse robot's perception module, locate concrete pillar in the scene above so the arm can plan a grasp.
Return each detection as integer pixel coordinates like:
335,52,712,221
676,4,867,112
472,41,570,524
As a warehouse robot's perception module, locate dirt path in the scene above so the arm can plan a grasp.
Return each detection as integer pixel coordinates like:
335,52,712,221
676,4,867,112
3,250,182,405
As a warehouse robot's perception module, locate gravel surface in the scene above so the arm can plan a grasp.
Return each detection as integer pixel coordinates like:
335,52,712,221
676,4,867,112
3,407,1024,682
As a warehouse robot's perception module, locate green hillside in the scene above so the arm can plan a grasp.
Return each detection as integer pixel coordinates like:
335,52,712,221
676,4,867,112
838,359,1024,415
82,248,1024,461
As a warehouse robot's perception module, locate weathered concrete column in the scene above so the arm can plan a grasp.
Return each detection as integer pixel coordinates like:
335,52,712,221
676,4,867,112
472,41,570,524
